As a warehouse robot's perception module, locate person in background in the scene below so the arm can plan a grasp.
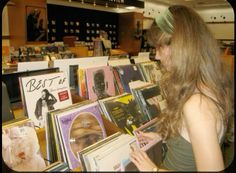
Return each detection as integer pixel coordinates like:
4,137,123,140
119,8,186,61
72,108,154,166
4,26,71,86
130,5,234,172
99,30,112,56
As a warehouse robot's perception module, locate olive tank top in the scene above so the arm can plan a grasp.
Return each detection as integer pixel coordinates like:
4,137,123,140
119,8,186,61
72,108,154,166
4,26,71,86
162,135,224,171
162,135,196,171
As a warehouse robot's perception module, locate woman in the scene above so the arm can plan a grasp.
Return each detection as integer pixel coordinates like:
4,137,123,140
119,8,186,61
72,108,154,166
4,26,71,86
130,5,233,172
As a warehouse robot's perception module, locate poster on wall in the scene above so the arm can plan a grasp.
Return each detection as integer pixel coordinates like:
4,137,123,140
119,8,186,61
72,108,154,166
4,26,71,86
26,6,47,42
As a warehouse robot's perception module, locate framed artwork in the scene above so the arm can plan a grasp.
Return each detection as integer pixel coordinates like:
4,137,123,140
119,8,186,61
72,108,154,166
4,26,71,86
26,6,47,42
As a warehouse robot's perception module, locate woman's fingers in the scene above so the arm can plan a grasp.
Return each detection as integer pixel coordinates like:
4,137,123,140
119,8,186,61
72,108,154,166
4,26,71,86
130,150,156,171
130,150,147,162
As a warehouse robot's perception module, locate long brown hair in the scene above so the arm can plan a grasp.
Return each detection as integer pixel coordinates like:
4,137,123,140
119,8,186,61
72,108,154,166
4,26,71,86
147,5,234,140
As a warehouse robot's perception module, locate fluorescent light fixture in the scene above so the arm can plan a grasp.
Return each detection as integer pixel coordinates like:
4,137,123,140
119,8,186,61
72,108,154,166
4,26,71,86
125,6,136,10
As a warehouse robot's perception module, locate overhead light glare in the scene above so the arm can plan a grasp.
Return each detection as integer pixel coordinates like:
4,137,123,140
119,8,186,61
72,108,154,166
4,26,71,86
125,6,136,10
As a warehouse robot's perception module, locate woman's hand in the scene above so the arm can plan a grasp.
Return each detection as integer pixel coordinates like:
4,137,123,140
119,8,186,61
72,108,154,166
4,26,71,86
130,149,157,171
136,131,160,146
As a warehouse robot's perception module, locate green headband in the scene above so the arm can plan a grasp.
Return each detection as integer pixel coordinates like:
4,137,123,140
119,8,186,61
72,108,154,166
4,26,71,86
155,8,174,35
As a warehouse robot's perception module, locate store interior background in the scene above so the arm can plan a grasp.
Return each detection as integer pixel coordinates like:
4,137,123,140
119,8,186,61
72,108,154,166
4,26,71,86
2,0,234,52
1,0,234,170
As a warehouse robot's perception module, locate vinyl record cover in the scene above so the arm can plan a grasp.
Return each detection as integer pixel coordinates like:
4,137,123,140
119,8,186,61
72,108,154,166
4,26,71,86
46,100,94,165
69,65,79,90
79,133,135,171
86,66,115,101
19,72,72,128
78,68,87,99
136,84,165,120
112,67,125,94
56,102,107,169
114,64,144,93
2,120,46,172
140,62,162,84
100,93,146,135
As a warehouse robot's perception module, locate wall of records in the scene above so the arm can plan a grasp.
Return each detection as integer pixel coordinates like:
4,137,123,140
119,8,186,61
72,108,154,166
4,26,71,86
47,4,119,49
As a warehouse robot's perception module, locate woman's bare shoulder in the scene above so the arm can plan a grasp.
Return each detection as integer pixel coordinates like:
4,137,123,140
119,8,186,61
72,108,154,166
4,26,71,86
183,93,218,124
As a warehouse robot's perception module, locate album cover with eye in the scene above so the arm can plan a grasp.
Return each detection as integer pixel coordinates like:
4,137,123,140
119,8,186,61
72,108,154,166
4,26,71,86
85,66,116,101
113,64,145,93
45,100,94,165
56,102,107,170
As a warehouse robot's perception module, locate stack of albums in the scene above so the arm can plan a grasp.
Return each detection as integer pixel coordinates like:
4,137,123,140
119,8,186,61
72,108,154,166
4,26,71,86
112,64,145,93
136,61,162,85
112,61,162,95
43,161,70,172
99,93,148,135
45,101,107,170
79,131,162,171
130,83,167,121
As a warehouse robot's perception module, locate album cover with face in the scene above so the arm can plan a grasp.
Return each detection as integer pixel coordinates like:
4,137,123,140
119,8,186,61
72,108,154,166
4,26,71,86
56,102,107,169
86,66,115,101
19,72,72,128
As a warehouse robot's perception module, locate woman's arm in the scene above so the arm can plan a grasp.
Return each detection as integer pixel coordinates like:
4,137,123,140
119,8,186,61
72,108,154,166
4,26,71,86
183,94,224,171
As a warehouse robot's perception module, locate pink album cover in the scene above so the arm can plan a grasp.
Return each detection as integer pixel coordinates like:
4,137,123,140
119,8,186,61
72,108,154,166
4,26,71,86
86,66,115,101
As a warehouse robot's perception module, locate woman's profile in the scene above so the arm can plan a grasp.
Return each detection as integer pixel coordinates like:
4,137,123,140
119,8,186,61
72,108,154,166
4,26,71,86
130,5,234,172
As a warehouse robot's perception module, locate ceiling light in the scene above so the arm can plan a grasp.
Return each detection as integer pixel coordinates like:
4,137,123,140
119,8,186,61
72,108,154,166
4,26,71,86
125,6,136,10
